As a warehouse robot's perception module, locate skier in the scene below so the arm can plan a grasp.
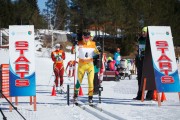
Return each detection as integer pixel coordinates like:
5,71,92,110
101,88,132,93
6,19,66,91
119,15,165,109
51,43,65,92
66,60,78,77
133,27,153,100
74,31,101,104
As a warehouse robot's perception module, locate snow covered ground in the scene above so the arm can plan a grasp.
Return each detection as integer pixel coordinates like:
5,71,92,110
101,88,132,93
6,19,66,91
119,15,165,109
1,47,180,120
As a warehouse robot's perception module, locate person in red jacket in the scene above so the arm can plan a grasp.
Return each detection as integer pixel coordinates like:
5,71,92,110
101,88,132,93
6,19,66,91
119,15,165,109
51,44,65,90
109,60,116,71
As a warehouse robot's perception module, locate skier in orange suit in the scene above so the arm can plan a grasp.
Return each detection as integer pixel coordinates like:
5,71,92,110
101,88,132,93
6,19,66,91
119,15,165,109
51,44,65,90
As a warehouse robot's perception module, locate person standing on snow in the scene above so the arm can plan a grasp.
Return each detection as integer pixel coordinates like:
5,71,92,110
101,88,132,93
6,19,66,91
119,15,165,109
93,41,102,95
114,47,121,67
74,31,101,104
51,43,65,91
133,27,153,100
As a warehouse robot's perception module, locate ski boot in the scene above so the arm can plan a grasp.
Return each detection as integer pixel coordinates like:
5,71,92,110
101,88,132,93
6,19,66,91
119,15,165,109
56,86,60,93
59,85,64,94
88,96,93,105
73,93,78,105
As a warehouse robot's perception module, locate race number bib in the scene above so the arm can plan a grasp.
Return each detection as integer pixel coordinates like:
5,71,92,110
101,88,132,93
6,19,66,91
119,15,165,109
78,47,94,59
54,53,62,61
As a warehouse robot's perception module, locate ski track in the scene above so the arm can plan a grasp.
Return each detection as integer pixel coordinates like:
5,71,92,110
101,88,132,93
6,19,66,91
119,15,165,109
73,100,125,120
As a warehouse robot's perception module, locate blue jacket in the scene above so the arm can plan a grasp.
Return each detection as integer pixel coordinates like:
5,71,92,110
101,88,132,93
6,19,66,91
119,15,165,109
114,52,121,65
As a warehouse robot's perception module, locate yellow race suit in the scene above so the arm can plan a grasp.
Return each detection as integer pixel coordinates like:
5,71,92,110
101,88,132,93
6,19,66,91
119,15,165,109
75,40,100,96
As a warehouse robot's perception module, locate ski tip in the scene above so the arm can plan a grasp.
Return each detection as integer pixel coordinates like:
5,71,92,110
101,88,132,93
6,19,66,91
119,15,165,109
89,104,94,107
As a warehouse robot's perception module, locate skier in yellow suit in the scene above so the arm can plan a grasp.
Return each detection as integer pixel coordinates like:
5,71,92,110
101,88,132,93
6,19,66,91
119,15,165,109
74,31,101,104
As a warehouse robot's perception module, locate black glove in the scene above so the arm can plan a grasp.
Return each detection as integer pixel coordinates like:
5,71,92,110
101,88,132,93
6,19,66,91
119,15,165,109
96,46,102,52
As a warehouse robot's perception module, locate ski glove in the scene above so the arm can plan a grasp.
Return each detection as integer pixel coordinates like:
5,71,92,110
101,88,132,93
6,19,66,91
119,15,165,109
96,46,102,52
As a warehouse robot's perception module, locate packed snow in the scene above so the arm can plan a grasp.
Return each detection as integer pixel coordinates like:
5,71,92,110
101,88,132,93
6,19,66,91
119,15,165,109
0,45,180,120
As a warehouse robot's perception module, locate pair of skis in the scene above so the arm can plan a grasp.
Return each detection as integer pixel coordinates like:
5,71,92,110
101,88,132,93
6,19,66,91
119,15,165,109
56,88,67,94
74,100,97,107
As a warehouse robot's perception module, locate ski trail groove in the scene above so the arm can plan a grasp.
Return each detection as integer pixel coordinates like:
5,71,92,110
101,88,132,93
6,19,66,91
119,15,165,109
75,101,125,120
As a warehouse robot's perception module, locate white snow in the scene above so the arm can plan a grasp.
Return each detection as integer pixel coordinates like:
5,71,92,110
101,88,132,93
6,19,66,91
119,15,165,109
1,45,180,120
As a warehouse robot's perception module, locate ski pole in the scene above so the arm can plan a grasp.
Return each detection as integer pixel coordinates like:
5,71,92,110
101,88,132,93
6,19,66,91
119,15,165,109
67,84,70,105
48,71,54,85
0,92,26,120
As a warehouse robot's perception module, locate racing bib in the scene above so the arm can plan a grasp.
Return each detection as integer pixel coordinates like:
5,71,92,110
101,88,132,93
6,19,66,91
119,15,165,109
78,47,95,59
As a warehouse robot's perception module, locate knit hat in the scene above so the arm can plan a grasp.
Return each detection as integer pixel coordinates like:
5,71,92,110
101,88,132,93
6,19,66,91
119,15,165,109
107,57,113,61
142,27,147,33
55,44,60,48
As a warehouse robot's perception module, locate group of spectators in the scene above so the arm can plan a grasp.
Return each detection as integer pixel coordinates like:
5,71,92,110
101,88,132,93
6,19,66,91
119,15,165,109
105,48,135,79
105,48,121,77
103,26,154,101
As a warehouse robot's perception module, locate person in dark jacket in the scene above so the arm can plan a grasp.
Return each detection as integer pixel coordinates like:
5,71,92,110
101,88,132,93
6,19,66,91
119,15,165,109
93,41,103,95
133,27,153,100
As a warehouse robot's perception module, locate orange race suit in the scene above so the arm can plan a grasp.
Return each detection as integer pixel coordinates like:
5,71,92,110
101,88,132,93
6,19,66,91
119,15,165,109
51,49,65,87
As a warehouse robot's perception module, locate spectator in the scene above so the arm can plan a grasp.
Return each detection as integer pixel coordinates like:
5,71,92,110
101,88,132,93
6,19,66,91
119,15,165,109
114,48,121,67
109,60,116,71
93,41,103,95
106,57,113,70
133,27,153,100
108,58,119,79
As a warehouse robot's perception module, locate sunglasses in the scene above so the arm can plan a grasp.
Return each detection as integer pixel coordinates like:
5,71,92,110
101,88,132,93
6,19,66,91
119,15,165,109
84,35,90,37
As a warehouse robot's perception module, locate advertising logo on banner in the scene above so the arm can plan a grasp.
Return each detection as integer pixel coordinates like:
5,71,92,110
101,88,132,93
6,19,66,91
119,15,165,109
148,26,180,92
9,25,36,96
